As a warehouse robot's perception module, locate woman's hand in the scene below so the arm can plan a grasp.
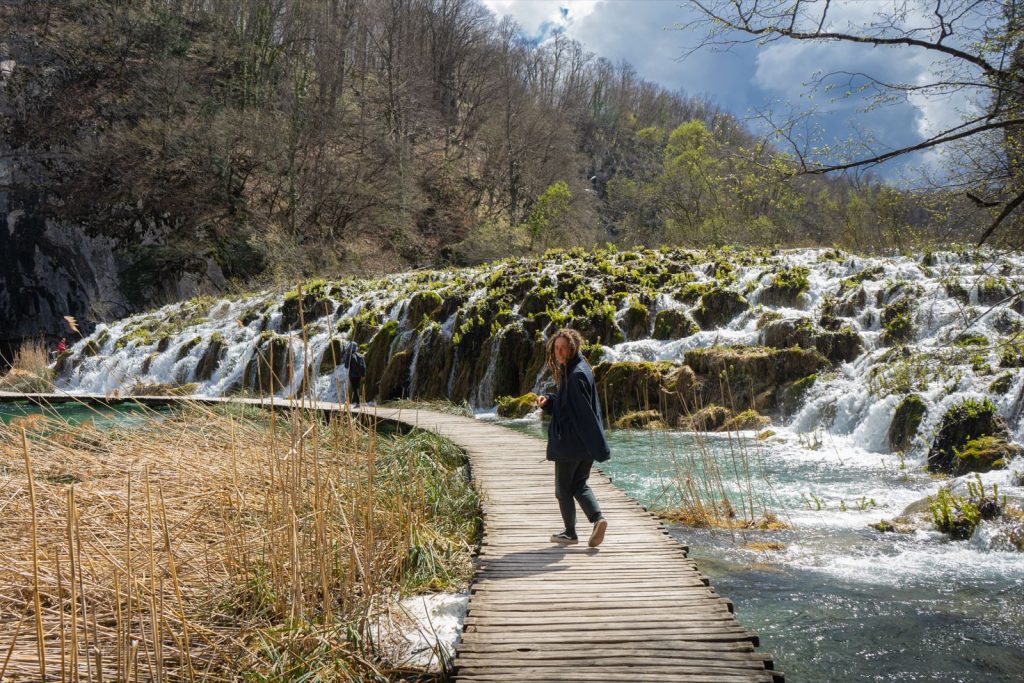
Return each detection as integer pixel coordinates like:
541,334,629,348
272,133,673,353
536,395,549,409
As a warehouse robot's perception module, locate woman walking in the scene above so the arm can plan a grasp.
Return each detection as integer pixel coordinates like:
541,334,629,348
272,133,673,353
536,328,610,547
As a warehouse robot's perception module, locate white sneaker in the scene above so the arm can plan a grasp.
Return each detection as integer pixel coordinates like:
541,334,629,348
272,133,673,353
588,518,608,547
550,531,579,545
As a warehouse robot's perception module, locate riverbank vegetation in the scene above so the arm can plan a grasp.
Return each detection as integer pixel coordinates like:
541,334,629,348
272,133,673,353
0,400,479,680
1,0,992,310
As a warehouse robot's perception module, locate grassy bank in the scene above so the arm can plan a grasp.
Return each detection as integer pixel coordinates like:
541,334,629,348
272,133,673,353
0,400,479,681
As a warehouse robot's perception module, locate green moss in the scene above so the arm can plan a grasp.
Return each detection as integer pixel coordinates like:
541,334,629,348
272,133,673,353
175,336,202,361
622,299,650,340
406,290,444,328
781,374,817,415
653,309,699,340
613,410,668,430
693,288,748,329
887,394,927,452
956,436,1014,472
720,409,770,431
881,299,915,345
954,332,988,348
496,393,539,419
989,372,1014,395
999,343,1024,368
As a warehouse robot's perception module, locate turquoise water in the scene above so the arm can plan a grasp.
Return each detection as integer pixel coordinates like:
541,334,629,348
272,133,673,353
492,415,1024,682
0,400,161,429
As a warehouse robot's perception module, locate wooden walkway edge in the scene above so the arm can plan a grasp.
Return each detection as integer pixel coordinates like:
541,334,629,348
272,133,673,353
1,393,783,682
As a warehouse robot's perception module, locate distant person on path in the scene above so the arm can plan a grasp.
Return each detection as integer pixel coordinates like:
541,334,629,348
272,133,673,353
56,338,67,354
536,328,610,547
346,340,366,406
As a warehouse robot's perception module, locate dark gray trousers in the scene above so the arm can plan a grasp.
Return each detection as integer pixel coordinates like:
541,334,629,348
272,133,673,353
554,459,602,537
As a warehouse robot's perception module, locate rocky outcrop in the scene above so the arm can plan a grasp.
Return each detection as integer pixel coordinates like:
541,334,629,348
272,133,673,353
692,288,748,329
927,398,1019,474
888,394,927,452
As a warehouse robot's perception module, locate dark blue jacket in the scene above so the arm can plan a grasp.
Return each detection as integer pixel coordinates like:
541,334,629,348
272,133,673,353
541,353,610,462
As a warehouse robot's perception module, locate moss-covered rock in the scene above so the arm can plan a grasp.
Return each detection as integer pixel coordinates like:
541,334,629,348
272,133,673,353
978,276,1014,305
683,346,829,413
760,317,816,350
720,409,771,431
927,398,1011,474
780,374,817,416
175,336,202,361
680,405,733,431
496,393,539,418
364,321,398,396
652,309,699,340
999,343,1024,368
614,410,667,429
815,325,864,364
622,300,651,340
693,288,748,329
243,335,293,395
412,325,454,399
280,289,333,331
492,322,538,399
378,350,413,401
989,372,1014,395
318,337,348,375
955,436,1023,473
406,290,444,328
520,286,556,317
194,334,225,381
760,266,810,308
881,298,915,345
887,394,927,453
593,361,678,425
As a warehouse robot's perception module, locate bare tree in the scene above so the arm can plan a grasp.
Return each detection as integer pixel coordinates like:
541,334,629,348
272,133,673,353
682,0,1024,243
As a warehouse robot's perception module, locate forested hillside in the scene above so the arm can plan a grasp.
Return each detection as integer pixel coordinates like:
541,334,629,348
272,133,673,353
1,0,979,294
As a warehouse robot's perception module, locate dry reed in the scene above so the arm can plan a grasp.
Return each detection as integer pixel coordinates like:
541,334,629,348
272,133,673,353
0,339,54,393
0,399,478,681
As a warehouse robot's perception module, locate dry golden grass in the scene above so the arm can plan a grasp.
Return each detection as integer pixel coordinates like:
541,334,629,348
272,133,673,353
0,399,478,681
0,339,54,393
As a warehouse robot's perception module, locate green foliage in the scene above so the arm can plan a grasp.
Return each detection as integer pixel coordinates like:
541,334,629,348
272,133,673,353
525,181,573,249
881,299,915,345
929,475,1002,541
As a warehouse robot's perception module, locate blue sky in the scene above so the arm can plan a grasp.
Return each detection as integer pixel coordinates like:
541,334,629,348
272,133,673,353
482,1,982,182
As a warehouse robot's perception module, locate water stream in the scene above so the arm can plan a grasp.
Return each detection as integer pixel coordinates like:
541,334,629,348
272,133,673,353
495,416,1024,681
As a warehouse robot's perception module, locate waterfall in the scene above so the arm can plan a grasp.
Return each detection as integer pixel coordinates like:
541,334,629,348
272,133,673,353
54,248,1023,460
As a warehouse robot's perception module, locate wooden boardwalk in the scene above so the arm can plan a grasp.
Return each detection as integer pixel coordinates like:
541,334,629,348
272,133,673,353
0,393,781,681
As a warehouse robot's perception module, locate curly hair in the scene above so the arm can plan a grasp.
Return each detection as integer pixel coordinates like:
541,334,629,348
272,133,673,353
545,328,585,386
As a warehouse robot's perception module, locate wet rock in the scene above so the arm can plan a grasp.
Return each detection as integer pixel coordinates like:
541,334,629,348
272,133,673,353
244,335,293,395
760,317,816,349
378,350,413,401
881,298,915,345
280,289,333,330
759,267,810,308
780,374,816,416
194,334,225,381
593,361,678,424
693,288,749,329
406,290,443,328
652,309,699,340
989,372,1014,395
977,276,1015,305
683,346,829,413
492,322,539,398
622,300,651,340
318,337,349,375
365,321,398,396
927,398,1015,474
411,325,454,399
814,326,864,364
887,394,927,452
